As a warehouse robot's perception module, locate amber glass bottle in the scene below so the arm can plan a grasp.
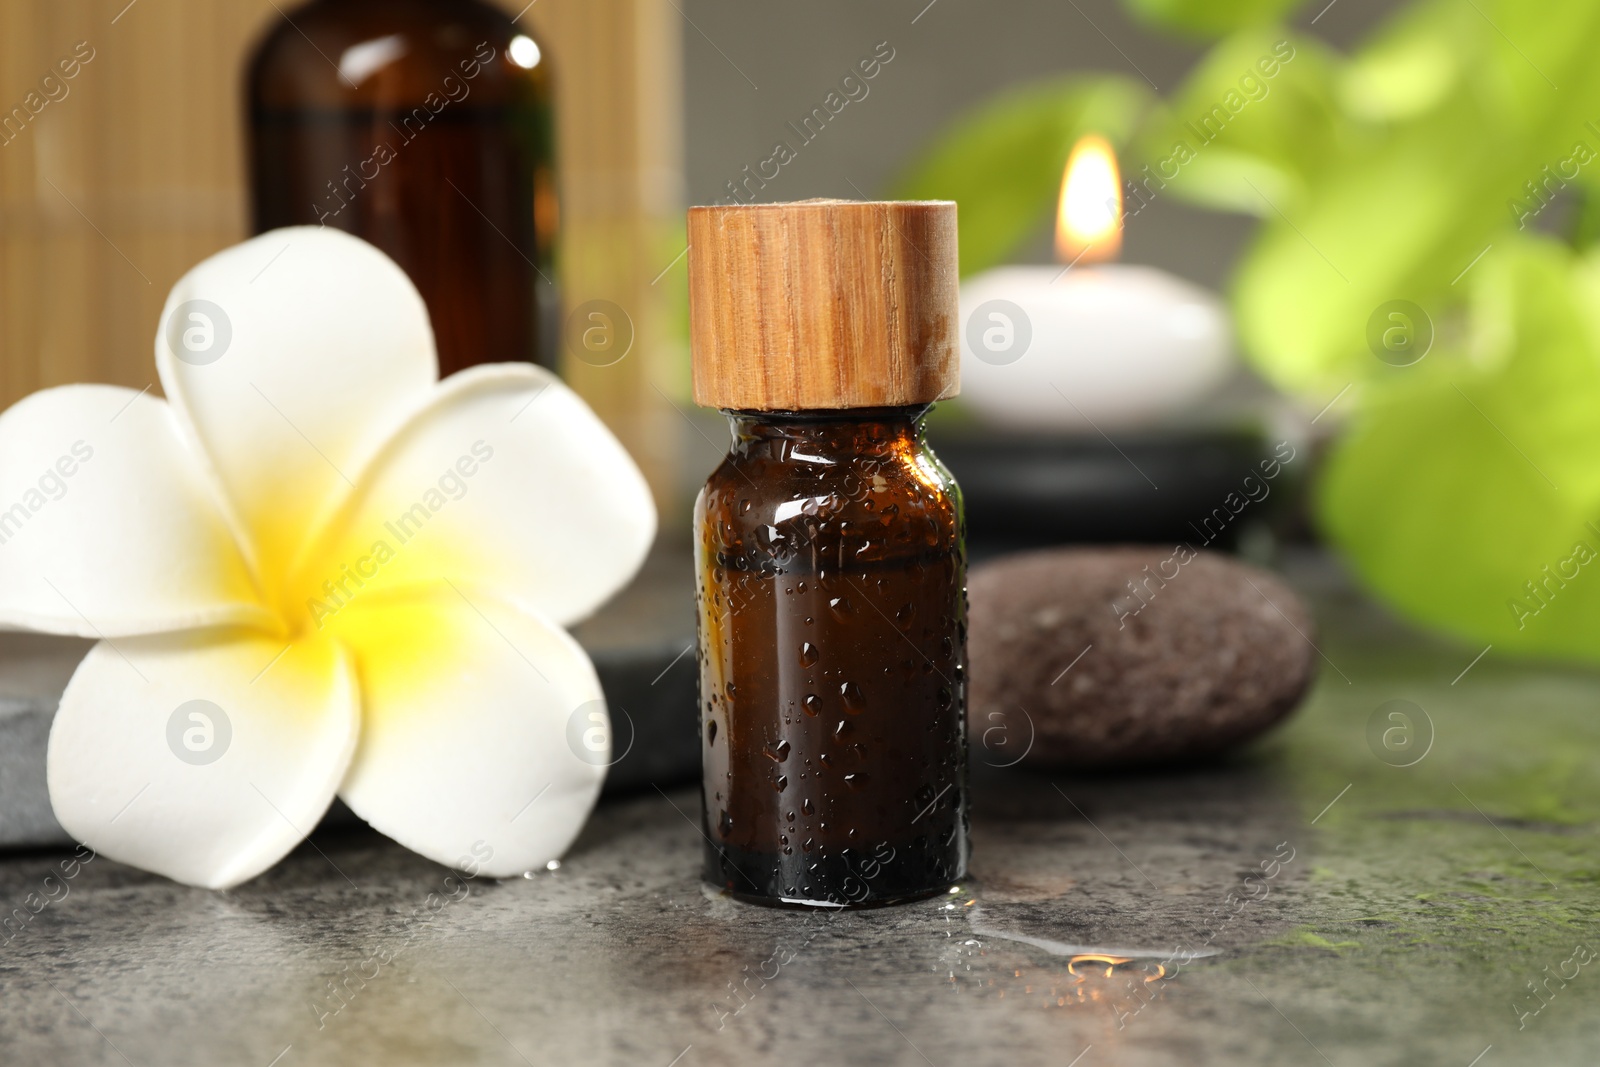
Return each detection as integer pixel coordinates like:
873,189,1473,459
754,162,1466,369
246,0,557,375
687,200,968,907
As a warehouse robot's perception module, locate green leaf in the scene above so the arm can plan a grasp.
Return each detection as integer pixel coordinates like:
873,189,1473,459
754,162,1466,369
1129,29,1347,217
1335,4,1461,123
1231,0,1600,395
1120,0,1309,39
1319,239,1600,660
889,76,1151,276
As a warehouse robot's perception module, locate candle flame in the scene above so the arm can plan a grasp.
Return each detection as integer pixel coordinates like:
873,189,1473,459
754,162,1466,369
1056,135,1123,265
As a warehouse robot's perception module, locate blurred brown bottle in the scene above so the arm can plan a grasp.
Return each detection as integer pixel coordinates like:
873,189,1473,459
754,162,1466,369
246,0,558,376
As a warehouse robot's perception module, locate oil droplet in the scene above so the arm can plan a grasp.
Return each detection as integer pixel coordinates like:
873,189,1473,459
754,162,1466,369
840,681,865,715
802,694,821,717
799,642,819,668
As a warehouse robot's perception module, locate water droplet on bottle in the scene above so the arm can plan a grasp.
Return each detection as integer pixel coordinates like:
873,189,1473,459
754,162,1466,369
895,603,915,625
799,642,819,668
766,739,791,763
829,595,853,620
936,686,952,711
840,681,865,714
802,694,821,717
706,719,718,745
719,809,733,836
834,720,853,738
773,775,789,793
844,772,868,791
740,499,752,513
802,798,815,816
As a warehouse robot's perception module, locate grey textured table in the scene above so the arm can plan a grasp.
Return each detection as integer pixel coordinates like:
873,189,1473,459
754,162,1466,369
2,553,1598,1065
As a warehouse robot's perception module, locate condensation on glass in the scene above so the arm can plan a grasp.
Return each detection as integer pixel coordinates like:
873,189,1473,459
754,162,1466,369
686,199,968,907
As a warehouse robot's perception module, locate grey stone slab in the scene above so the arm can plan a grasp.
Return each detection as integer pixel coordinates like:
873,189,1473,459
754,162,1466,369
0,634,92,848
0,546,700,850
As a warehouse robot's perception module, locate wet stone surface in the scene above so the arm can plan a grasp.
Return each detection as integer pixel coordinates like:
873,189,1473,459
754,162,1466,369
2,552,1599,1065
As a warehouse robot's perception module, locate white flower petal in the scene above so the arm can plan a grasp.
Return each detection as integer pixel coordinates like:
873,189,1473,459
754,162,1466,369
303,364,655,628
156,227,438,588
0,385,270,637
331,588,607,878
47,630,359,889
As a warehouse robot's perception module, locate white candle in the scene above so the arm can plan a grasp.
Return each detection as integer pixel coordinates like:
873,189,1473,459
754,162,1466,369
958,263,1232,432
955,135,1235,433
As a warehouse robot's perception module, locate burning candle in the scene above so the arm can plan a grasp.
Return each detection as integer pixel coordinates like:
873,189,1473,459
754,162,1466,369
958,136,1234,432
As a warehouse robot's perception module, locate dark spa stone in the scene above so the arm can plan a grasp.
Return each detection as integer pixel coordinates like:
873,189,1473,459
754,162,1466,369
967,546,1316,770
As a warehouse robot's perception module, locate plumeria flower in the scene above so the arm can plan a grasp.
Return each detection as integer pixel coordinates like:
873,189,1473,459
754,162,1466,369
0,228,655,888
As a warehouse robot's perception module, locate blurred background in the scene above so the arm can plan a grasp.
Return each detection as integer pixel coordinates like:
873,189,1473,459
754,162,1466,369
3,0,1596,662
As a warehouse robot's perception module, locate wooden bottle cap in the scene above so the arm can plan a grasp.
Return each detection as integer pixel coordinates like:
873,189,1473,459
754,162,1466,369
688,199,959,410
